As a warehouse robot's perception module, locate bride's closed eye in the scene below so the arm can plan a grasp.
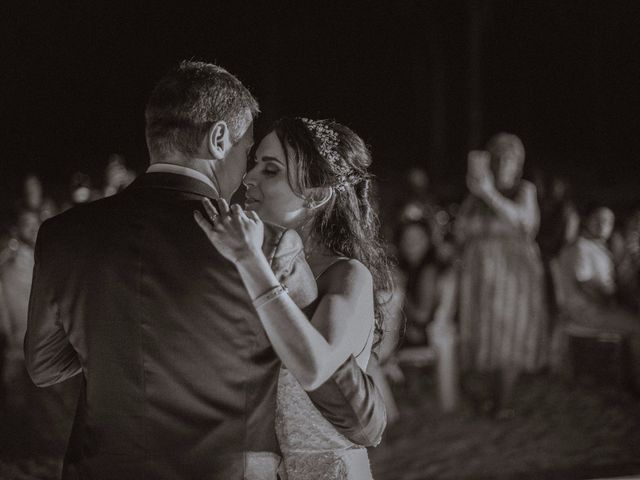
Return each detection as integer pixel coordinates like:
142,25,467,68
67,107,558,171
263,163,280,176
255,155,284,177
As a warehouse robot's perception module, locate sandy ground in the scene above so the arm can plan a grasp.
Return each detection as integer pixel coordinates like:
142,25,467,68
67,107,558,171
370,371,640,480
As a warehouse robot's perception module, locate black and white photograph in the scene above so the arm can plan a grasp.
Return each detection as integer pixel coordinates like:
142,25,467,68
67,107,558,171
1,1,640,479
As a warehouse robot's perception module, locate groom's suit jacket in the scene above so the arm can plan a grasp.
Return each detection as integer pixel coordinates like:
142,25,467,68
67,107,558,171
25,172,385,480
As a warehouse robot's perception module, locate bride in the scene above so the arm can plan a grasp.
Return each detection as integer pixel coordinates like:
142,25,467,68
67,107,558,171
194,117,392,479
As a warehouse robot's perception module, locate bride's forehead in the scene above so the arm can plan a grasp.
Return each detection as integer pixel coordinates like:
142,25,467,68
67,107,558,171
257,132,284,155
257,132,296,165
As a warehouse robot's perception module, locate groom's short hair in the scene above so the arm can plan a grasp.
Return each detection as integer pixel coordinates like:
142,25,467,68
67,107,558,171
145,61,259,159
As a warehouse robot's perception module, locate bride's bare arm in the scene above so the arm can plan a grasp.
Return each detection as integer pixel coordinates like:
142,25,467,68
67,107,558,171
236,253,373,391
195,199,373,391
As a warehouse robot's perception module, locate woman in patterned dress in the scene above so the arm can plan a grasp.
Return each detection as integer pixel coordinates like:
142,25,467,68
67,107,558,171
455,133,548,415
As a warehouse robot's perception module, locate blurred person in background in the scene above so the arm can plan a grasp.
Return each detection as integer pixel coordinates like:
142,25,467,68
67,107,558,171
426,231,460,411
102,154,136,198
0,209,79,463
537,175,579,262
556,207,618,312
395,219,437,346
536,174,580,325
395,220,458,347
455,133,548,417
556,206,640,389
393,220,460,410
62,172,99,211
389,167,438,239
1,210,41,377
1,210,41,434
614,209,640,314
17,174,57,222
0,273,11,413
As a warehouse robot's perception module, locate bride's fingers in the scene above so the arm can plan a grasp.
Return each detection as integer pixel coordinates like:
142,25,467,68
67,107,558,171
247,210,260,223
230,204,252,224
230,204,243,217
217,198,230,217
203,199,219,224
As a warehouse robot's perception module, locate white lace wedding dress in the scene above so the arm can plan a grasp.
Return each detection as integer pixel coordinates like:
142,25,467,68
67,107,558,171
275,354,373,480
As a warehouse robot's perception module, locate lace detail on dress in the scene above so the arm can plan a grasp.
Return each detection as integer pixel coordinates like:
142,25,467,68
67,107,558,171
276,367,372,480
281,452,348,480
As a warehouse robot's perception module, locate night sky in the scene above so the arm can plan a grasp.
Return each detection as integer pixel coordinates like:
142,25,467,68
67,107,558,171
2,0,640,211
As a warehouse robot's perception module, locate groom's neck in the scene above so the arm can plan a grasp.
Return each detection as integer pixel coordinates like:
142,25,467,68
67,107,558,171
149,154,220,190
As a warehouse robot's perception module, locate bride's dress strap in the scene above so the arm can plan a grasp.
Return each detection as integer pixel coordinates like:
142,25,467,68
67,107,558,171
314,257,350,281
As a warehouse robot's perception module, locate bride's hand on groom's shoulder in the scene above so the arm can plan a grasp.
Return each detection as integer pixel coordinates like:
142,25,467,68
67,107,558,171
194,198,264,264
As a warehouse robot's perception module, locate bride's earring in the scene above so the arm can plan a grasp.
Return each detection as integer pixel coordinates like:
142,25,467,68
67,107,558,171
304,188,333,210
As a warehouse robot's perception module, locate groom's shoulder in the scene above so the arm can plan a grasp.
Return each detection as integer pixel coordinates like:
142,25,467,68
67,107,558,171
39,195,123,241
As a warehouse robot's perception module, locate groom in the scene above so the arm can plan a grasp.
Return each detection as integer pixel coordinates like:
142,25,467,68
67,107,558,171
25,61,385,479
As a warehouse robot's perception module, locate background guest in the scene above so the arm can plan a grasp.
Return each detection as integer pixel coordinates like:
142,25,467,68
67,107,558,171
455,133,548,416
555,207,640,389
537,175,580,255
393,220,460,410
388,167,438,240
102,153,136,198
613,209,640,315
0,280,10,412
537,174,579,309
0,209,79,467
0,210,42,440
394,219,438,346
556,207,618,310
62,172,100,211
16,174,57,222
0,210,40,374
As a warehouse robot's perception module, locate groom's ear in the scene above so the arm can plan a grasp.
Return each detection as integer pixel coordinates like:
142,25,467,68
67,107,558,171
208,121,232,160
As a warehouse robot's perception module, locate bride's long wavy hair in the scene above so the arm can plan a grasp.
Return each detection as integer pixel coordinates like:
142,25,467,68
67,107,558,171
264,117,393,348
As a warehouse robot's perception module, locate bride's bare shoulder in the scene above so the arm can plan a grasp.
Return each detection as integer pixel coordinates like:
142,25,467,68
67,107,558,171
316,257,372,295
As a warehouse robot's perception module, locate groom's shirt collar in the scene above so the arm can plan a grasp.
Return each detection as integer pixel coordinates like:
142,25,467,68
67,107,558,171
146,163,219,197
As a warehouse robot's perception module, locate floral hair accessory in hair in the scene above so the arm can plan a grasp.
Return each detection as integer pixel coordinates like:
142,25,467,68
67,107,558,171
301,118,342,168
301,118,356,192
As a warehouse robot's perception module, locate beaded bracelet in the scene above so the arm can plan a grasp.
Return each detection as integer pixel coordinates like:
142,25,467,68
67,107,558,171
252,284,289,309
